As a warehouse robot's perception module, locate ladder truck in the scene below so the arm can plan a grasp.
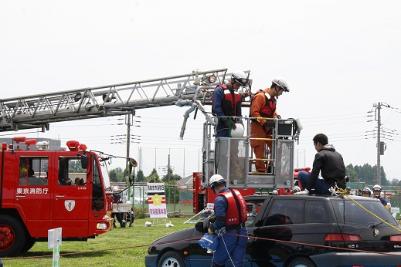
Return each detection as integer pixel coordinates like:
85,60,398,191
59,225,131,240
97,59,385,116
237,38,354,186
0,68,301,256
0,69,231,256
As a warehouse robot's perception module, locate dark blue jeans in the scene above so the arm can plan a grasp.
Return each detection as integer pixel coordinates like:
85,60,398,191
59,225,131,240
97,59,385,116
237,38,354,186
298,171,331,195
213,227,248,267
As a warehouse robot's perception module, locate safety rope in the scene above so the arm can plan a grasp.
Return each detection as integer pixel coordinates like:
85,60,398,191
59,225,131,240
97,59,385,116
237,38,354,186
337,188,401,233
5,191,401,263
219,233,236,267
230,232,400,256
4,226,400,263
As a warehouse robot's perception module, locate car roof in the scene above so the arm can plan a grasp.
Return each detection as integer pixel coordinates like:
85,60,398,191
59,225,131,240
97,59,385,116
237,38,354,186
245,194,379,202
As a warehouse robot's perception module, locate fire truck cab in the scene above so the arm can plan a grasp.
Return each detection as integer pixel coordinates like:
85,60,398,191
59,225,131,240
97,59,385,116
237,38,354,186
0,137,112,257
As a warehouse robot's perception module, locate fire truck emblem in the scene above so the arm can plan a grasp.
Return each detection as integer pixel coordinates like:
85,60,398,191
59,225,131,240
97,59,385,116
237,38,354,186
64,200,76,212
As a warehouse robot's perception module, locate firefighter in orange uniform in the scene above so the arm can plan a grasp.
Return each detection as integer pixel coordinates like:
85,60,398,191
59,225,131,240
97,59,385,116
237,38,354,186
250,79,289,172
209,174,248,267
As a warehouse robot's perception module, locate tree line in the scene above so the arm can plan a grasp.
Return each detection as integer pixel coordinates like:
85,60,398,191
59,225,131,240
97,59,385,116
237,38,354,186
346,163,401,186
109,167,182,183
109,163,401,187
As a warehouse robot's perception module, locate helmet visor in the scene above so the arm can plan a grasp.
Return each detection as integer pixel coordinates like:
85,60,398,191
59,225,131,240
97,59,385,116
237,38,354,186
233,78,249,86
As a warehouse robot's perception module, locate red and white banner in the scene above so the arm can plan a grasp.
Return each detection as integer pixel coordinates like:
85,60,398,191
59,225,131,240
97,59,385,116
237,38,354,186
147,183,168,218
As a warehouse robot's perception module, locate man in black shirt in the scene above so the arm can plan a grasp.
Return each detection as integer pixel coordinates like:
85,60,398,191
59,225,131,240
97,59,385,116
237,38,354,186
298,133,346,194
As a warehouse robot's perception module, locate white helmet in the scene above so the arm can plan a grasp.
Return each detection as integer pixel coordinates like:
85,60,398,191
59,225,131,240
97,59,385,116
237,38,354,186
372,184,382,191
231,123,244,138
362,187,372,196
272,79,289,92
231,71,249,86
209,174,226,188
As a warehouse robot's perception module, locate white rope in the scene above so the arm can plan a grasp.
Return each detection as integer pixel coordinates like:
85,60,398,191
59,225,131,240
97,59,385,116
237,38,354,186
220,232,236,267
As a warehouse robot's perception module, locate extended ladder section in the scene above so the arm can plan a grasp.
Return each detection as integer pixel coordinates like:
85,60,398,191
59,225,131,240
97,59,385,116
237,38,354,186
0,69,251,132
202,117,300,189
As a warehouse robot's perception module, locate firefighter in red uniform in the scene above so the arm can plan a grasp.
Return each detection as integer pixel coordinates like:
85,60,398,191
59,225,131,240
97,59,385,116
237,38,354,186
212,72,249,137
250,79,289,172
209,174,248,267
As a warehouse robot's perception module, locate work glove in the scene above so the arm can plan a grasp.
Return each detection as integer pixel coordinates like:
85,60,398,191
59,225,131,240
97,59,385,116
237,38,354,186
263,121,275,135
294,189,309,195
208,223,215,235
208,214,216,223
226,118,235,130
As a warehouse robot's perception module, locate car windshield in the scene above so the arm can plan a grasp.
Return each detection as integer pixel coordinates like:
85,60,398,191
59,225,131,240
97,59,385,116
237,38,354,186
98,157,111,189
331,198,398,226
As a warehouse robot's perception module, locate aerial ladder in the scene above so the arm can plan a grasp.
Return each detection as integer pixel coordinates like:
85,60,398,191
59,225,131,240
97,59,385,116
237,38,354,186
0,69,233,132
0,69,301,209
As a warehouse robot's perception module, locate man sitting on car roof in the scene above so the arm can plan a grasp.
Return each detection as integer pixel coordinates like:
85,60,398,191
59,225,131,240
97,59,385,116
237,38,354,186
298,133,346,195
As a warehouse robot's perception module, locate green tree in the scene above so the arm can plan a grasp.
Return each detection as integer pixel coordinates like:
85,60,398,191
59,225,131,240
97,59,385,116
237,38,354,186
346,163,389,185
109,167,125,182
136,169,145,182
162,168,181,182
165,183,179,204
162,168,181,204
346,164,358,182
146,168,160,183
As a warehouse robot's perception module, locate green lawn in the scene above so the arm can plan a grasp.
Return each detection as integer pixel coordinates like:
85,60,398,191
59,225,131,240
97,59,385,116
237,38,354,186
3,218,193,267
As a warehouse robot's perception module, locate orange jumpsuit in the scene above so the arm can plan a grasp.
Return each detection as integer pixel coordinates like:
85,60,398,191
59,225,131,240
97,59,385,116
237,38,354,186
250,90,277,172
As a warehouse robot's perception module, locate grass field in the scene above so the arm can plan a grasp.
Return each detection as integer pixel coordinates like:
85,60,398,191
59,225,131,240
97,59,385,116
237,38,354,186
3,217,193,267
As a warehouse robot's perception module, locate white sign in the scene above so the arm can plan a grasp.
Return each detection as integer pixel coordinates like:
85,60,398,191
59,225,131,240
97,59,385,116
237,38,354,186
48,227,62,267
147,183,165,194
17,187,49,195
147,183,168,219
64,200,76,212
48,227,62,249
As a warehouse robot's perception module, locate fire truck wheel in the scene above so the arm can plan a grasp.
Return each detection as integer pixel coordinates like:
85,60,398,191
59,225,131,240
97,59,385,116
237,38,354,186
22,237,36,253
0,215,27,257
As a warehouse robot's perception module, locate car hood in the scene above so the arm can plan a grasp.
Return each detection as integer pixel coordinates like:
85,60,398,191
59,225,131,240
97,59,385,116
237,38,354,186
152,228,201,247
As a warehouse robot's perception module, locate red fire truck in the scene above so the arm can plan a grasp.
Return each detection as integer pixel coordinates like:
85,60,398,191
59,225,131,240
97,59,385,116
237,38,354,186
0,137,112,256
0,69,232,257
0,68,300,254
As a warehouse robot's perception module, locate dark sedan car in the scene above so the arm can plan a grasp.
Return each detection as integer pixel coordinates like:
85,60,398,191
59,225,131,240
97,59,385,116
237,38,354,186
145,195,401,267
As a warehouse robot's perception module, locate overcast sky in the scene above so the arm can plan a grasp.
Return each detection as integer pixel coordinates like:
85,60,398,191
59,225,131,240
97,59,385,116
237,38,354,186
1,0,401,180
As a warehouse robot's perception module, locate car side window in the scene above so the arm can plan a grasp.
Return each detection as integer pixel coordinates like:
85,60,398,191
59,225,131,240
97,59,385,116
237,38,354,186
58,157,87,186
263,199,305,226
305,200,330,223
19,157,48,186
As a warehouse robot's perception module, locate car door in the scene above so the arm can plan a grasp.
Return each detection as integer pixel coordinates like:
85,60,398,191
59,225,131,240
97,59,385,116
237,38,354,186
51,154,90,237
15,154,51,237
248,198,305,267
302,199,340,254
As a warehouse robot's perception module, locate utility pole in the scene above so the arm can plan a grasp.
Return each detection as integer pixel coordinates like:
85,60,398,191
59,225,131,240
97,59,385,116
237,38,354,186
366,102,398,185
125,114,133,205
183,149,186,179
154,148,157,170
167,148,171,179
138,146,142,171
125,114,132,171
375,102,381,185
